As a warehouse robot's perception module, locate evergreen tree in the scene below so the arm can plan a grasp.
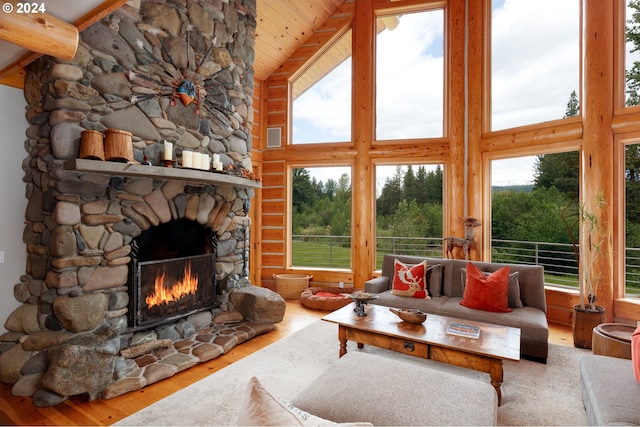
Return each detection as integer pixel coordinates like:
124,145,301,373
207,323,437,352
533,91,580,198
324,178,337,200
533,152,579,199
403,165,419,201
292,168,316,214
627,145,640,226
415,166,429,205
376,167,403,217
627,0,640,106
424,166,443,205
564,90,579,117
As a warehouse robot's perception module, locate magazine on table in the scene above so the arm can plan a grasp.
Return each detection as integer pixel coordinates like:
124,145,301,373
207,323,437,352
446,321,481,339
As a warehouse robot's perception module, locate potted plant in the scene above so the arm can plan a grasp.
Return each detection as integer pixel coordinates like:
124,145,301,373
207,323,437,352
572,191,608,349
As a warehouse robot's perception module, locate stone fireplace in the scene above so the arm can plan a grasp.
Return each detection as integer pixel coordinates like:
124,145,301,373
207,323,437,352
0,0,284,408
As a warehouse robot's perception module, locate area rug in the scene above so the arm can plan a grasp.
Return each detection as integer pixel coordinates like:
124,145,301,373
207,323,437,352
115,320,591,426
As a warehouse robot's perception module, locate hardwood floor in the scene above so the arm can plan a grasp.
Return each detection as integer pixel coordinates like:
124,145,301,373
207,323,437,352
0,301,572,426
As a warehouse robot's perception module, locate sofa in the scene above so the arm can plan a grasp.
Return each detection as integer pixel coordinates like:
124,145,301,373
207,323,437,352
364,254,549,362
580,354,640,425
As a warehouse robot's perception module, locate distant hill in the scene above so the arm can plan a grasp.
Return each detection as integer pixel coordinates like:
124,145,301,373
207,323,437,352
491,184,534,193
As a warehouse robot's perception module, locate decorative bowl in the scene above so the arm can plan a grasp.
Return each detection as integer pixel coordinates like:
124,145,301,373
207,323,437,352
349,292,378,316
350,291,378,303
389,307,427,324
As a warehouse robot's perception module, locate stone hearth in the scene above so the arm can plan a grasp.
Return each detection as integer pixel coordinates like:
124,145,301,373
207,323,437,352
0,0,286,407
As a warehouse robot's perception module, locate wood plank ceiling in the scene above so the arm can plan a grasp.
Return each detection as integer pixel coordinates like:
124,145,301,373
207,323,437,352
0,0,347,88
255,0,347,84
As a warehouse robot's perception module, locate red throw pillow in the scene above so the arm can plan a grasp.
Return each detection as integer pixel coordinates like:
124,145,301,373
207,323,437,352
460,262,512,312
391,259,429,299
632,326,640,384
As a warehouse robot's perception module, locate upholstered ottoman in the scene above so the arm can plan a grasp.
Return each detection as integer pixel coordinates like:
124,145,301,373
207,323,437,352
300,287,354,311
291,351,498,426
580,354,640,425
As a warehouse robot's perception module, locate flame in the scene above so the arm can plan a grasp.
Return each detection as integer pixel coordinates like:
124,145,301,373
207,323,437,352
145,262,199,308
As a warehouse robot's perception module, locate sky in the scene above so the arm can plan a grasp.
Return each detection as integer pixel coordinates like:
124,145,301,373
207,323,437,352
294,1,633,188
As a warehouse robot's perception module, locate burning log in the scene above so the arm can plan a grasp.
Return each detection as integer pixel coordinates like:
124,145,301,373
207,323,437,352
146,262,199,308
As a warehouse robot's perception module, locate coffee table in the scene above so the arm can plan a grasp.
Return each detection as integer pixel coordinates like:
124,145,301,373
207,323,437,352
322,302,521,405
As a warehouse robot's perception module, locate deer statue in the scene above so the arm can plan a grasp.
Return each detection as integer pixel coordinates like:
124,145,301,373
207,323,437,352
444,217,482,260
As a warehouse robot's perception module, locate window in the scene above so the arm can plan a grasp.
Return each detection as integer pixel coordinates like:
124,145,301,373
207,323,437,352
291,167,352,268
491,153,579,287
491,0,580,130
626,0,640,106
291,30,352,144
625,143,640,296
375,10,444,140
375,164,443,269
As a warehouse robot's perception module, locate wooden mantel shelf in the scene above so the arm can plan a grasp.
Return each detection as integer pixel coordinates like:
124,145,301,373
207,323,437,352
65,159,262,189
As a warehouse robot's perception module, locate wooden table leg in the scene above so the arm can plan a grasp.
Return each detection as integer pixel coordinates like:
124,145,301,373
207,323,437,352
489,359,504,406
338,325,347,357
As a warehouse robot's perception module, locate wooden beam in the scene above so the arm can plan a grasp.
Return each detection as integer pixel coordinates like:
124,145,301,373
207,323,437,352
0,1,78,60
466,0,485,259
0,67,25,88
0,0,128,87
446,0,467,252
352,0,375,285
582,0,614,321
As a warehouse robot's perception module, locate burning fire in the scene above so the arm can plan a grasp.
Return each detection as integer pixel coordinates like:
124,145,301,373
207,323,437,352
146,262,199,308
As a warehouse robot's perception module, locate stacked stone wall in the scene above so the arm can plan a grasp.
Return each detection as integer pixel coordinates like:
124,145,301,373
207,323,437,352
0,0,264,406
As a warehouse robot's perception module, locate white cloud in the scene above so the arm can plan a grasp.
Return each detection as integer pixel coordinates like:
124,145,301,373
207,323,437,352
491,156,537,186
491,0,580,129
375,10,444,139
293,1,637,188
292,59,352,143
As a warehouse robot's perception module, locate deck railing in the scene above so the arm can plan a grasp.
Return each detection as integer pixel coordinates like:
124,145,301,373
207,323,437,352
291,234,640,296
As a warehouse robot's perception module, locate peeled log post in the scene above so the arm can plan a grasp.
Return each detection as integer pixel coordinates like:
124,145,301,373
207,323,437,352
0,1,78,60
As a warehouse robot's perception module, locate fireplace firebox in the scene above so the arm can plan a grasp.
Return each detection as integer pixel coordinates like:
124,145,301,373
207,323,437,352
128,219,219,330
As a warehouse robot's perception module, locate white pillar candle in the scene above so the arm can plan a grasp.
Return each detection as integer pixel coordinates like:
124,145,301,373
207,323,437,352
163,141,173,160
214,161,223,171
192,152,203,169
213,153,220,164
202,154,211,170
182,150,193,168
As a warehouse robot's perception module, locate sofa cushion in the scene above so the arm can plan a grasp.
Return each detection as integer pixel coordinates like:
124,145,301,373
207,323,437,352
633,326,640,384
367,291,450,313
427,263,443,297
506,272,524,308
460,262,511,313
391,259,429,298
461,268,523,308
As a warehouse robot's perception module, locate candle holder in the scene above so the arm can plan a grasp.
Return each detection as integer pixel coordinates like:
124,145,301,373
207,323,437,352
162,159,176,168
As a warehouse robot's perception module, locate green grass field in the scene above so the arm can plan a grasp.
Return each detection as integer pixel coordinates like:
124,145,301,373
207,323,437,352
292,241,429,269
292,240,351,268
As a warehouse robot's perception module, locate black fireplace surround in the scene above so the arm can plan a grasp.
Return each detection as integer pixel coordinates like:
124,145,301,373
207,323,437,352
128,219,219,331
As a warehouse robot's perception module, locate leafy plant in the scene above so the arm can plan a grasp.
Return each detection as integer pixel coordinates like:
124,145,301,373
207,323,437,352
578,191,609,311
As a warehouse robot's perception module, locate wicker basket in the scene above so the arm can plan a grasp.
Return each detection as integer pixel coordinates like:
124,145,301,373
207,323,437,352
79,130,105,160
104,128,133,163
273,273,313,299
